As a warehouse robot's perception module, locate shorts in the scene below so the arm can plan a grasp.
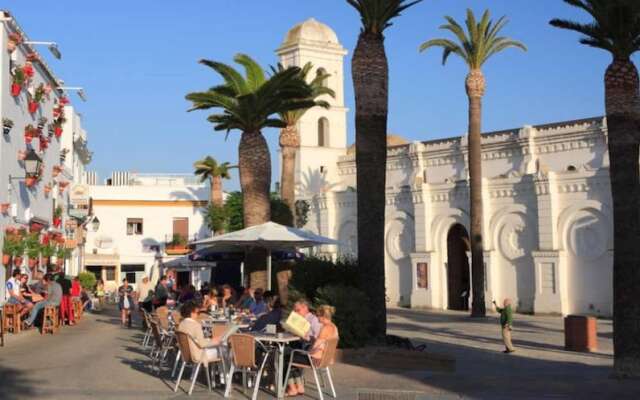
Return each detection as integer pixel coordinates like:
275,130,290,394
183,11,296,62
7,297,22,305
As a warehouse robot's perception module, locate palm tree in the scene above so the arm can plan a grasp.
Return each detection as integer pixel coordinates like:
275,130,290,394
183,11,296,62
551,0,640,378
420,9,526,317
346,0,422,339
193,156,234,208
277,63,334,217
186,54,315,288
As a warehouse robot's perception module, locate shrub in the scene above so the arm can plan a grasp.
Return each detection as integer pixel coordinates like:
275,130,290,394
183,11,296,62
78,271,96,291
314,284,372,349
289,257,358,301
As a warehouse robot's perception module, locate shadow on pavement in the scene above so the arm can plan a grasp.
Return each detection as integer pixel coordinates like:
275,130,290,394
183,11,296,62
0,366,40,400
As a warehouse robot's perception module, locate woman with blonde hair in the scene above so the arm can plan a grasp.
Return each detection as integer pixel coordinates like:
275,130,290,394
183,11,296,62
285,304,339,396
202,287,219,312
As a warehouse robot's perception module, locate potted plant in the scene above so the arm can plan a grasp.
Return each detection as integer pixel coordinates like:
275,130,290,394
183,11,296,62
26,52,39,62
10,66,25,97
53,119,65,138
166,234,190,255
28,84,45,114
0,203,10,214
53,206,63,228
40,242,55,266
55,246,69,267
52,165,63,177
44,183,52,196
2,118,13,135
2,234,16,265
7,32,22,53
25,176,38,188
22,62,34,80
38,135,49,152
59,96,70,106
12,233,26,268
25,233,40,269
24,124,37,145
37,117,48,131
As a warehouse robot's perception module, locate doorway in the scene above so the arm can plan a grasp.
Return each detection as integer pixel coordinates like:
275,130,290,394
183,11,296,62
447,224,471,311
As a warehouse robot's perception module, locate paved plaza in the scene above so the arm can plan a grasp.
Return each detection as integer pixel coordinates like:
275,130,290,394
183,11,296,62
1,307,639,400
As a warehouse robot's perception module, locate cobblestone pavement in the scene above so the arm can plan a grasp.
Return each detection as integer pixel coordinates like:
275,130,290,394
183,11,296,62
1,306,639,399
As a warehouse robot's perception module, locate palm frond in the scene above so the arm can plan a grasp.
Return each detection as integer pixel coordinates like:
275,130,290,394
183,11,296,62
346,0,422,35
420,9,526,70
198,59,248,95
234,53,266,92
551,0,640,58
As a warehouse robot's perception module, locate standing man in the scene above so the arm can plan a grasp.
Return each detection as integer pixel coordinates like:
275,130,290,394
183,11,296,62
153,275,169,308
494,298,515,353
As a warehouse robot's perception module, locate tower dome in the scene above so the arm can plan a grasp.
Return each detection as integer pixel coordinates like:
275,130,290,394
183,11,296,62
282,18,340,47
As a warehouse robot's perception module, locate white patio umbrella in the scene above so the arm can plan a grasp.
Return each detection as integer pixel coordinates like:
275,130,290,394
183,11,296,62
192,221,340,289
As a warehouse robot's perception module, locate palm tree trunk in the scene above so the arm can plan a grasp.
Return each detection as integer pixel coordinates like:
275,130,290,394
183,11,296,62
606,57,640,378
279,125,299,221
466,69,487,318
239,130,271,289
211,176,223,208
352,31,388,339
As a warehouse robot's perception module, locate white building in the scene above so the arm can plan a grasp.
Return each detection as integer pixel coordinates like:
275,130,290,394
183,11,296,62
0,10,91,299
282,19,613,316
83,172,210,292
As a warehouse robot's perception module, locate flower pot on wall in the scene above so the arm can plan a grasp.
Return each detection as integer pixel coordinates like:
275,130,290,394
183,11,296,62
2,254,11,265
0,203,10,214
25,176,37,187
53,217,62,228
11,83,21,97
44,185,52,197
28,100,38,114
54,126,63,138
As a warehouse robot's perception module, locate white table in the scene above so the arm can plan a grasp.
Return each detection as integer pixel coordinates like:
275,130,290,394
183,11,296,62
251,333,300,399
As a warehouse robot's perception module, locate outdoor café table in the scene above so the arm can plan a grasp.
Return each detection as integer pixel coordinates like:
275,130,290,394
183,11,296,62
250,332,300,399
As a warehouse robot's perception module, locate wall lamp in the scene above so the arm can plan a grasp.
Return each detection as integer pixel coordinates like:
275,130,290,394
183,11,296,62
24,41,61,59
58,86,87,102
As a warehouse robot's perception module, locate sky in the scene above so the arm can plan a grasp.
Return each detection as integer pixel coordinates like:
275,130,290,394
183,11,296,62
4,0,636,191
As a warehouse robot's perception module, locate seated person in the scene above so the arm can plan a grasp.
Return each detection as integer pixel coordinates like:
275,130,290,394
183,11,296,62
221,284,236,307
5,270,33,318
250,291,283,332
177,300,223,361
234,287,255,310
155,305,171,331
286,305,339,396
25,274,63,328
80,288,91,311
293,299,323,341
249,288,267,316
201,288,219,312
178,284,196,303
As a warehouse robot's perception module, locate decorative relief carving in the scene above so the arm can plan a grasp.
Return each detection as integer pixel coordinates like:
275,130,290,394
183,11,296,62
386,215,415,261
497,212,534,261
566,209,608,260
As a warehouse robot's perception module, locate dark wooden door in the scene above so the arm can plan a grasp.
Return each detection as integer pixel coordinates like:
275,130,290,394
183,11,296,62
447,224,471,311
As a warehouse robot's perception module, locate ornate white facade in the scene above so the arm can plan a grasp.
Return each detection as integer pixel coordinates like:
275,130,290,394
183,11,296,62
279,19,613,316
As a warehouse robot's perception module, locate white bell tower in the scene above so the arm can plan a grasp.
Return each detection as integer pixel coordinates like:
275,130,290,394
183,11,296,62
276,18,348,198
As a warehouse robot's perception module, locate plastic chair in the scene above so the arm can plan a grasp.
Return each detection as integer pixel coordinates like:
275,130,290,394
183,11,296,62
174,331,225,395
284,337,338,400
224,334,271,400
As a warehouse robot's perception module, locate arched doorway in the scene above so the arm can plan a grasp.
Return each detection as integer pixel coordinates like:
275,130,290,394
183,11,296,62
447,224,471,311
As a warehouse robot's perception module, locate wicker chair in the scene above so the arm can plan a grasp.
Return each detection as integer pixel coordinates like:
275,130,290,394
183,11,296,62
141,309,154,348
224,334,271,400
42,305,59,335
284,337,338,400
174,331,225,395
149,318,172,373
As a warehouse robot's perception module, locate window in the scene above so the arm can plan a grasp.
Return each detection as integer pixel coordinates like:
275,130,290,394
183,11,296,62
127,218,143,235
105,267,116,281
172,217,189,241
316,68,329,88
318,118,329,147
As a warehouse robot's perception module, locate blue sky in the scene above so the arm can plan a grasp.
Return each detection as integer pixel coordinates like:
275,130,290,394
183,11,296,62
5,0,635,190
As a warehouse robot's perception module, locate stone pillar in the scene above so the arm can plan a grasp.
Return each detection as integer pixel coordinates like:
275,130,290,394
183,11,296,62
532,250,563,314
409,252,433,307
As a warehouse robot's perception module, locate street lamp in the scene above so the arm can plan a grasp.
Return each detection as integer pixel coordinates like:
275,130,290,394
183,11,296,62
91,216,100,232
58,86,87,102
24,41,61,59
24,149,43,176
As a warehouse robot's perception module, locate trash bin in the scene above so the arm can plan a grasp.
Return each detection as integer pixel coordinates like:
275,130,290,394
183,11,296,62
564,315,597,352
